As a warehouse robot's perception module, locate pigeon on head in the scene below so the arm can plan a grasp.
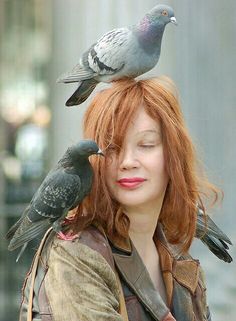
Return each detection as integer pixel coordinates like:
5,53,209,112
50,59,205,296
6,140,103,261
57,4,177,106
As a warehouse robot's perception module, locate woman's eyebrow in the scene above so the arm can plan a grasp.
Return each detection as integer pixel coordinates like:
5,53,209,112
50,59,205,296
137,129,161,135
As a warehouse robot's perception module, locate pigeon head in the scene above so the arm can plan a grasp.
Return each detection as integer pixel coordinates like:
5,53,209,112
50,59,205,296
135,4,177,52
147,4,177,26
72,140,103,158
60,140,103,166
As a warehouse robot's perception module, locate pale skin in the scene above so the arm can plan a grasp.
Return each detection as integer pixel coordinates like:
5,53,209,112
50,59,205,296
105,105,170,306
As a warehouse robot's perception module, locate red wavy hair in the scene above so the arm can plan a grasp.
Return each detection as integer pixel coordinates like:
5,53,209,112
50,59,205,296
73,77,218,253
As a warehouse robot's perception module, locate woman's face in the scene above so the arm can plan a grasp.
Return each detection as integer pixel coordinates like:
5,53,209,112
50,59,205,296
105,105,169,213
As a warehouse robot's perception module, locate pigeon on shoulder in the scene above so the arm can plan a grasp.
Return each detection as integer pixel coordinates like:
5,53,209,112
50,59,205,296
6,140,103,261
57,4,177,106
196,207,233,263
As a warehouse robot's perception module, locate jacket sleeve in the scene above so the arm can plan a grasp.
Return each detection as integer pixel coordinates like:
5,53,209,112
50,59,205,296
44,237,123,321
198,266,212,321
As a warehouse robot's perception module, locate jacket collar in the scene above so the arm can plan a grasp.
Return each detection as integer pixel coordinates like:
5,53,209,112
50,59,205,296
108,232,132,254
92,220,132,253
108,223,179,257
112,240,170,321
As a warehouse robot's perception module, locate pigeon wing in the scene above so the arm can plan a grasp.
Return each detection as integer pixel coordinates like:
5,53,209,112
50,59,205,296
8,170,82,251
87,27,130,75
58,27,130,83
57,63,96,83
28,169,82,222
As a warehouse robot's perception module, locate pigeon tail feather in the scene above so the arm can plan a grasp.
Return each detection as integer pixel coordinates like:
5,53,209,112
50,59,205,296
5,208,29,240
197,216,232,245
66,79,98,106
16,243,28,262
202,235,233,263
6,218,23,240
8,219,51,251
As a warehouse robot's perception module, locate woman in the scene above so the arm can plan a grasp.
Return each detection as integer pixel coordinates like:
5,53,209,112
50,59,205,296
20,77,217,321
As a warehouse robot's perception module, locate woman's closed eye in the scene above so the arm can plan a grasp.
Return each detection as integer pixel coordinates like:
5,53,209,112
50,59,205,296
139,143,156,148
138,139,160,148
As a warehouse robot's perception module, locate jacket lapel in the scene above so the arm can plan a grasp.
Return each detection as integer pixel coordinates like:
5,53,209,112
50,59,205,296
156,227,200,321
113,243,169,321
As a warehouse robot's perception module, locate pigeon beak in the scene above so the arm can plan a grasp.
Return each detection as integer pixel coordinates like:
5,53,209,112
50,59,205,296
97,148,104,156
170,17,177,25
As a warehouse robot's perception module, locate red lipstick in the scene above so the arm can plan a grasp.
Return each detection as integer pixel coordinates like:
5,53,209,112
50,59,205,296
117,177,146,189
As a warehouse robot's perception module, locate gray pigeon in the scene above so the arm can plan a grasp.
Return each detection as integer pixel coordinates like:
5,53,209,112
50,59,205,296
196,207,233,263
6,140,103,261
57,4,177,106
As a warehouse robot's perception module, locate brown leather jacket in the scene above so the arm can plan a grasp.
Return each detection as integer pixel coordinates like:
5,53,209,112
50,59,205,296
19,224,211,321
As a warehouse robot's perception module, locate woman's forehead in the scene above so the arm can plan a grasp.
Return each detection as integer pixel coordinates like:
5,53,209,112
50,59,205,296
104,103,161,147
128,105,161,132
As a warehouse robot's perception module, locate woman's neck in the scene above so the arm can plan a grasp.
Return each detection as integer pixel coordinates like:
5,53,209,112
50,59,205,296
124,200,167,302
124,201,163,258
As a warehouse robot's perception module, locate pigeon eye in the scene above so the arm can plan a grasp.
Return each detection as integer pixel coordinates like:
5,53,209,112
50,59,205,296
161,10,168,16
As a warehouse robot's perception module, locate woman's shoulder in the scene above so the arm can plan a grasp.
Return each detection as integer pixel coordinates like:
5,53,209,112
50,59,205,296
46,224,115,270
41,226,121,321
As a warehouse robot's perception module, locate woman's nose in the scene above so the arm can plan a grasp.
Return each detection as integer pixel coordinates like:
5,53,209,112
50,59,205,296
119,148,139,170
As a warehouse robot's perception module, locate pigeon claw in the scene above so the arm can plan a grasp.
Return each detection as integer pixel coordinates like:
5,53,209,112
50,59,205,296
57,231,79,241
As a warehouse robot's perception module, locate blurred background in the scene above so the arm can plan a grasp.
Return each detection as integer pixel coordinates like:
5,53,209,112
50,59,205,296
0,0,235,320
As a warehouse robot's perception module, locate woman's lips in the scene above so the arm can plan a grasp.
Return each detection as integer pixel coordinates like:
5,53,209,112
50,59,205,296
117,177,146,188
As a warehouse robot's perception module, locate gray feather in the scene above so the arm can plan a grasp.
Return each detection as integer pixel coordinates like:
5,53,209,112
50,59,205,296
8,218,51,251
16,243,28,262
66,79,98,106
196,207,233,263
57,66,95,83
201,235,232,263
6,207,29,240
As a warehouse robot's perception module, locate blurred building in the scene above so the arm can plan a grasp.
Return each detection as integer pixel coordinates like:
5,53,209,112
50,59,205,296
0,1,235,320
0,1,52,319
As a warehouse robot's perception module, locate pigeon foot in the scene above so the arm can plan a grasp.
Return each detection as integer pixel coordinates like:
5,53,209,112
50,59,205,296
57,230,79,241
